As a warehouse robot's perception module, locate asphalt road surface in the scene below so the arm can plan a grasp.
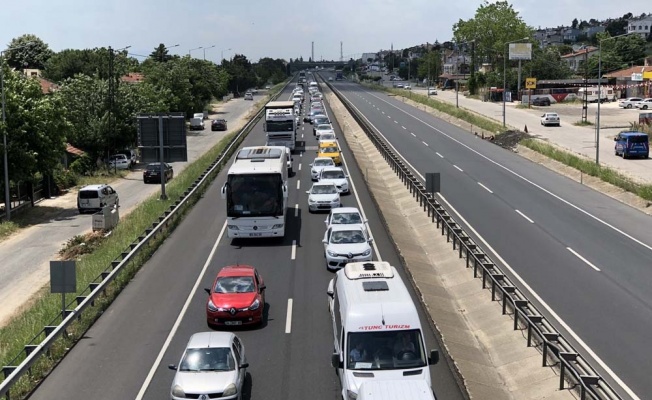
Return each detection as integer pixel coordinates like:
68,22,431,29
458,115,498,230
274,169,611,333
325,76,652,400
27,79,465,400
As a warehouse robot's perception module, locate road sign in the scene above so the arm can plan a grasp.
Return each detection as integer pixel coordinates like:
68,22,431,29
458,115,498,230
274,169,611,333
525,78,537,89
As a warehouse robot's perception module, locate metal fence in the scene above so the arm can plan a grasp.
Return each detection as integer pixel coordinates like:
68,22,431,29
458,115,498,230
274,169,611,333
325,79,624,400
0,80,291,399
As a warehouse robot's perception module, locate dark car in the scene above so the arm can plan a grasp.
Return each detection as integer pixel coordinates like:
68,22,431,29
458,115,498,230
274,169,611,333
532,97,551,106
143,162,173,184
211,119,228,131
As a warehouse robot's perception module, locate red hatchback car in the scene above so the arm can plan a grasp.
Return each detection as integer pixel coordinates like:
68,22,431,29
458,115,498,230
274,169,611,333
205,265,266,328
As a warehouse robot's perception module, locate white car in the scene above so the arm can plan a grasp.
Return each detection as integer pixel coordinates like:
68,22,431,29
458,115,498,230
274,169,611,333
322,224,373,270
540,112,561,127
318,166,350,194
318,132,337,144
306,182,341,213
428,87,438,95
169,332,248,400
635,98,652,110
619,97,642,109
404,84,412,90
315,124,335,137
310,157,336,181
108,154,131,170
324,207,366,228
328,77,334,81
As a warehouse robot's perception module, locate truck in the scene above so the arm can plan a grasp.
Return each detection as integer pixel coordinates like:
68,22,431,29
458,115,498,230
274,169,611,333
264,101,296,151
336,71,344,81
221,146,289,238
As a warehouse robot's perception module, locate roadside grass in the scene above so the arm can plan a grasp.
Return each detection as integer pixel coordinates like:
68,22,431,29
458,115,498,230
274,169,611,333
0,221,19,240
521,138,652,201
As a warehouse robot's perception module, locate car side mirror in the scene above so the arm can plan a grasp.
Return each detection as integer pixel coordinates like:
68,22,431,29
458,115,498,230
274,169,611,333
327,289,334,298
168,364,178,371
239,363,249,369
204,288,211,295
260,285,266,291
368,238,374,243
429,349,440,365
322,239,328,244
309,163,313,167
613,137,618,141
220,184,227,200
331,353,342,369
306,190,311,194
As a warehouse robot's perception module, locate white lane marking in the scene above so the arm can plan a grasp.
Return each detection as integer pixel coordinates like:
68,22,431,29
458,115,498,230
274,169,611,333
567,247,601,272
298,163,302,171
402,126,407,130
478,182,493,193
454,165,463,172
302,133,304,138
294,203,299,217
296,180,300,190
291,240,297,260
300,152,302,157
422,141,429,147
394,120,398,124
387,115,391,119
515,209,534,224
436,152,443,158
285,298,293,333
358,87,652,255
382,111,385,114
136,221,228,399
410,132,416,137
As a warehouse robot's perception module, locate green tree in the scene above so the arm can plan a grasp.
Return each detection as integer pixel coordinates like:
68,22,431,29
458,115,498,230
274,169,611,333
149,43,174,62
528,46,573,81
4,34,54,70
253,58,287,87
0,65,67,185
452,1,532,69
614,34,647,64
584,32,625,78
43,48,135,82
572,18,578,29
222,54,256,95
416,51,442,85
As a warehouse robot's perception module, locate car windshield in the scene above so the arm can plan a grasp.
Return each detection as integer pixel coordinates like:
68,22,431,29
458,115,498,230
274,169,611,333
180,347,235,372
322,170,344,179
314,159,333,167
332,212,362,224
312,185,337,194
330,230,365,244
320,147,338,153
317,125,331,130
347,330,427,370
320,134,336,141
214,276,255,293
314,118,329,125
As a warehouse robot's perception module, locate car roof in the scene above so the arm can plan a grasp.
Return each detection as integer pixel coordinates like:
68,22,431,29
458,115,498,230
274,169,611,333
218,264,256,277
213,119,226,122
314,157,334,162
619,131,648,137
80,184,107,191
331,207,360,214
319,141,338,147
313,181,337,187
187,331,234,349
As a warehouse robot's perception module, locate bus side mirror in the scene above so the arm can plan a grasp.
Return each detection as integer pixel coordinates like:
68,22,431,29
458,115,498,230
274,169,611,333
429,349,439,365
331,353,342,369
220,184,227,200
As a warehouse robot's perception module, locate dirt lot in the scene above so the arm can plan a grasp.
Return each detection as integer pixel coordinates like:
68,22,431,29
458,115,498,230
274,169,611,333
522,100,641,128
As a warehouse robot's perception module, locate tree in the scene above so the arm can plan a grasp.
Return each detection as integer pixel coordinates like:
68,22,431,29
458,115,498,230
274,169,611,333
572,18,579,29
222,54,256,95
584,33,625,78
417,51,442,85
452,1,532,69
528,46,573,81
614,34,647,64
149,44,174,62
4,34,54,70
0,65,67,185
43,48,135,82
253,58,288,87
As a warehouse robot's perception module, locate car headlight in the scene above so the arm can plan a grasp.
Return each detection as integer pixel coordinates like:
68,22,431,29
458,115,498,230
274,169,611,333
223,383,237,397
272,224,284,229
227,225,239,230
309,198,316,204
346,389,358,400
207,298,218,312
249,298,260,310
327,249,338,257
362,248,371,257
171,384,185,397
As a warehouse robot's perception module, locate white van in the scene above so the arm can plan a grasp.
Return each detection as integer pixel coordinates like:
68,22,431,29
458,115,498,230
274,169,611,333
358,380,436,400
327,261,439,399
77,184,119,213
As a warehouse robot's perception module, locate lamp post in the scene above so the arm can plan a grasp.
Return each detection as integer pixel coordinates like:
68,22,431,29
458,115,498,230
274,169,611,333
203,45,216,61
596,32,632,165
108,45,131,174
188,46,203,58
1,42,34,221
503,37,530,127
454,40,475,108
161,44,179,62
220,48,232,63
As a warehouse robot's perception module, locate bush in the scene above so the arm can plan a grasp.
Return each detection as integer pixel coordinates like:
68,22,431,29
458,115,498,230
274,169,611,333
69,154,95,176
53,167,78,190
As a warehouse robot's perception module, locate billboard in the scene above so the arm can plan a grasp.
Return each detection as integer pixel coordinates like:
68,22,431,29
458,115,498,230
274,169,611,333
137,113,188,163
509,43,532,60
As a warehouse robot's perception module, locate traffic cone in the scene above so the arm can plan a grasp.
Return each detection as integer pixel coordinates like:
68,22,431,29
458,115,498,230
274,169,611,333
524,125,528,133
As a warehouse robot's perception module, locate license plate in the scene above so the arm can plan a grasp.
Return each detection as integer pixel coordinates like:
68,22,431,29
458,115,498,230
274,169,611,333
249,233,262,237
225,321,242,326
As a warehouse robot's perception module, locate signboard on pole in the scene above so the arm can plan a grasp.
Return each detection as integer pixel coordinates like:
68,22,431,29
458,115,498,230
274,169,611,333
509,43,532,60
525,78,537,89
631,73,643,82
137,113,188,163
644,71,652,80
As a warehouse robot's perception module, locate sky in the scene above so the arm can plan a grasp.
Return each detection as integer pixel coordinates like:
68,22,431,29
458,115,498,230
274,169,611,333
1,0,650,64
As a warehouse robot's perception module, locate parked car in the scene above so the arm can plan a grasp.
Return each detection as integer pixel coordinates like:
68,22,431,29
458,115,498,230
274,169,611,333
619,97,643,109
427,87,438,95
212,119,228,131
244,92,254,100
404,84,412,90
115,149,137,166
77,184,119,213
204,264,266,328
540,112,561,127
532,97,551,106
108,154,131,170
143,162,173,184
635,98,652,110
328,77,334,81
168,332,248,400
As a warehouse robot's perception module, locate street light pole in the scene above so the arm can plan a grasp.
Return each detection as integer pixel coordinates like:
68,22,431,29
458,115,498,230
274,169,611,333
596,32,632,165
188,46,203,58
220,48,232,63
503,37,529,127
1,42,34,221
203,45,216,61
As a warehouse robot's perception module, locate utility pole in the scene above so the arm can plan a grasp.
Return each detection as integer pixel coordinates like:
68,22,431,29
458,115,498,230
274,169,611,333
311,41,314,63
340,41,343,62
582,49,588,123
108,46,115,174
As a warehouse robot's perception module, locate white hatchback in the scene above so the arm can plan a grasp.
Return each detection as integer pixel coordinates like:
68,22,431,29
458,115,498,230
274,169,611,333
310,157,336,181
306,182,341,212
322,224,373,270
315,124,335,137
318,166,350,194
324,207,366,228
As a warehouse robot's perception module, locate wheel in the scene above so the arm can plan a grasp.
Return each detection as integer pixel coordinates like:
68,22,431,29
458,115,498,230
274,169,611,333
623,152,628,159
643,105,649,110
627,104,632,109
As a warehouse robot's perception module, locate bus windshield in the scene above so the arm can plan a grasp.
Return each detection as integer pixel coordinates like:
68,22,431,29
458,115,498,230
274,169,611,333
346,329,427,370
226,174,283,218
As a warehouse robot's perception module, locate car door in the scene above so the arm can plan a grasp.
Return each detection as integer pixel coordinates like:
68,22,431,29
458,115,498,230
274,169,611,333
323,228,331,254
231,339,246,392
107,186,117,205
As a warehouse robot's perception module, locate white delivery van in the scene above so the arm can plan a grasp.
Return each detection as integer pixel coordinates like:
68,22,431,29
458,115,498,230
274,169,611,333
327,261,439,400
358,380,436,400
77,184,119,213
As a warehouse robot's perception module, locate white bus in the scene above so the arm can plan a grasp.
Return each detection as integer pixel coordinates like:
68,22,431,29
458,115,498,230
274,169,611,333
264,101,296,151
221,146,289,238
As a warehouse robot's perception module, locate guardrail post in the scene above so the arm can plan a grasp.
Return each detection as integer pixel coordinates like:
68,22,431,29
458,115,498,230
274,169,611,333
490,274,504,300
513,300,528,330
541,332,559,367
501,286,516,314
559,352,578,390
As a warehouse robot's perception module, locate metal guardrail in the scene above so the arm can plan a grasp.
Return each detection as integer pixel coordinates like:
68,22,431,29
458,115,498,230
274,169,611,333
324,79,624,400
0,79,293,399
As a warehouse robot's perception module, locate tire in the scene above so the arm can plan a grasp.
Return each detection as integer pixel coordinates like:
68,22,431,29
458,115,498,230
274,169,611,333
627,104,632,109
643,105,649,110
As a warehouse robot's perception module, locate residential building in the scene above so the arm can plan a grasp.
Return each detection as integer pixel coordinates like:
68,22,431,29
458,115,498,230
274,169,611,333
582,25,606,38
603,65,652,98
120,72,145,84
627,14,652,39
21,68,58,94
562,27,581,42
561,46,599,72
360,53,377,63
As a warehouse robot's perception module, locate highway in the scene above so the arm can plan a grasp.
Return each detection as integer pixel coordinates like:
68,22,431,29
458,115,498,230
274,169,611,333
325,76,652,399
27,79,465,400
